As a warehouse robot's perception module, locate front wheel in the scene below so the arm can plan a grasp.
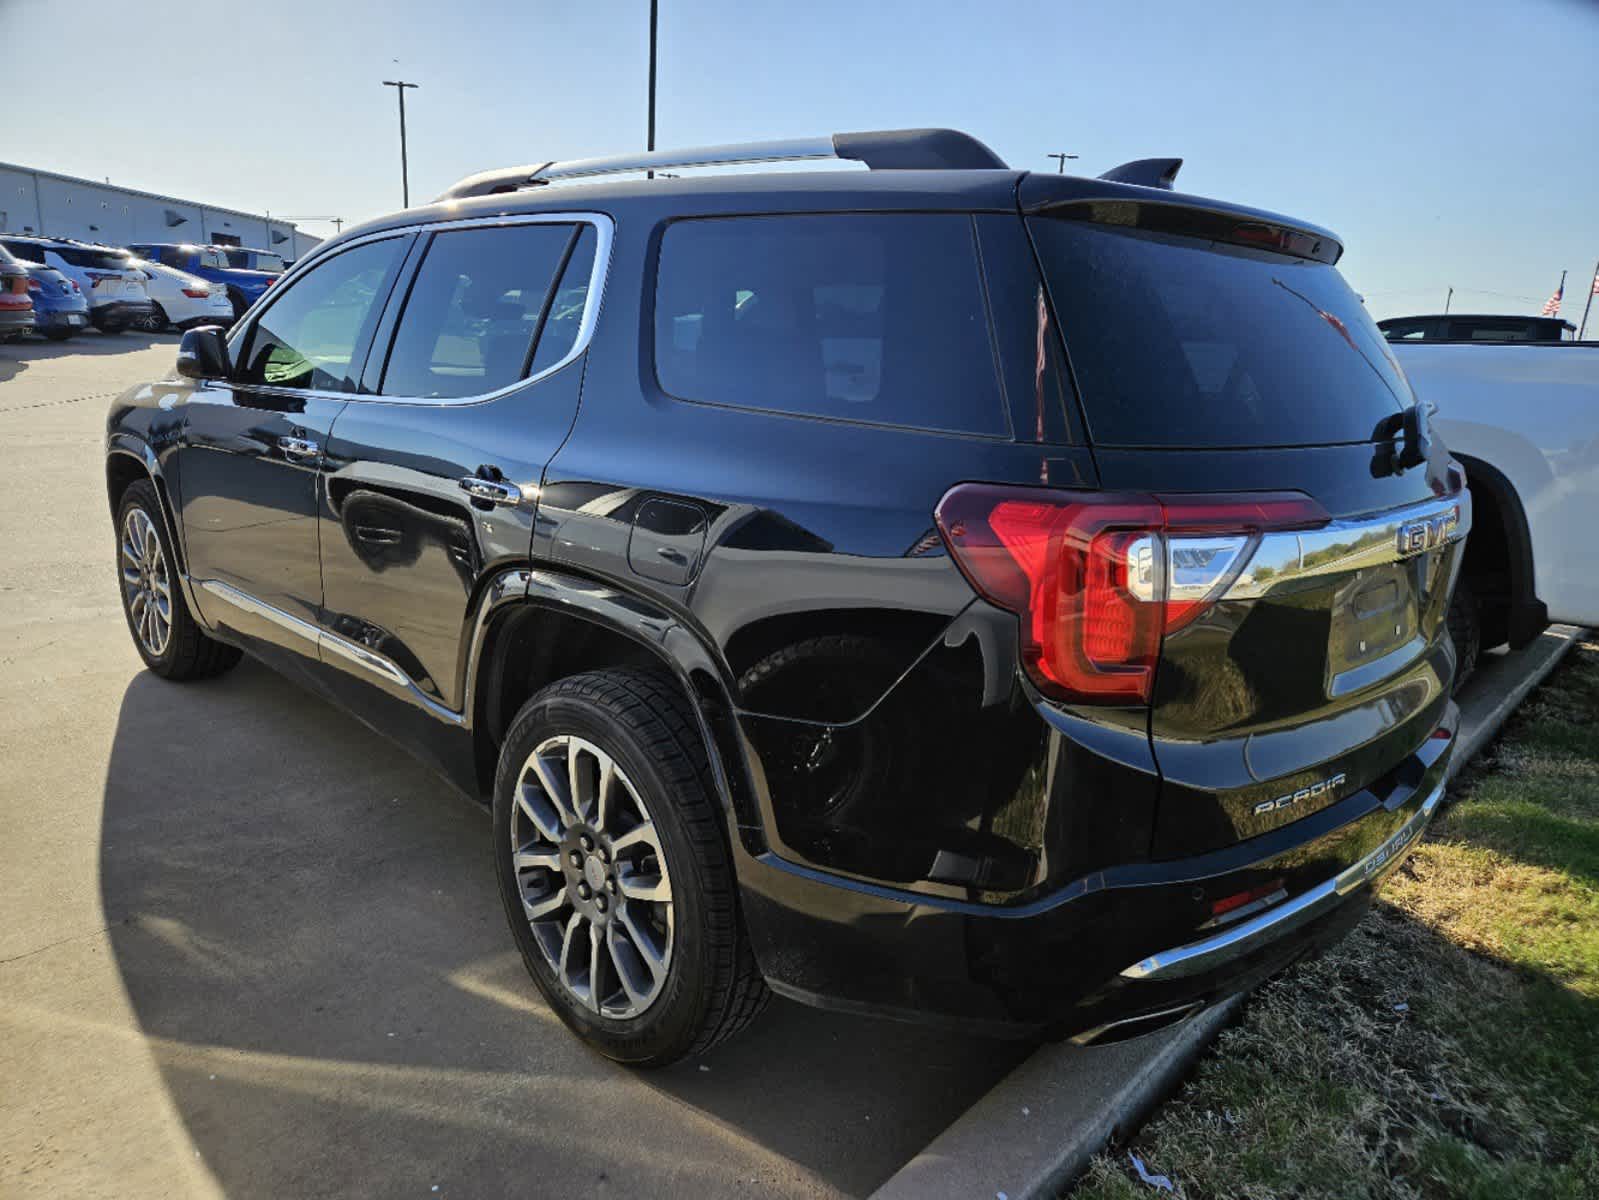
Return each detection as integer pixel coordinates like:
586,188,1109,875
116,480,242,680
492,668,768,1066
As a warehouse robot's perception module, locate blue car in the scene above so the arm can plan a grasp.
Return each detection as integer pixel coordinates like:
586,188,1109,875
126,243,278,322
22,262,91,340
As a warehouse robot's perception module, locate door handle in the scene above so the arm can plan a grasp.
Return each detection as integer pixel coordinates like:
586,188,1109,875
279,435,320,461
458,476,524,507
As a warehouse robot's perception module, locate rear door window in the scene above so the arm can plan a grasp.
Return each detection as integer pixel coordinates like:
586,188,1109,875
378,222,579,399
1030,217,1409,448
654,214,1008,437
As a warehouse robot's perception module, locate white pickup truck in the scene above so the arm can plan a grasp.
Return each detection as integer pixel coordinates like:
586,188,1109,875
1392,341,1598,674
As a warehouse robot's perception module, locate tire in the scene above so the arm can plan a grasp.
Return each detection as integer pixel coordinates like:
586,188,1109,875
1447,579,1481,695
228,289,249,322
138,303,168,333
492,668,768,1066
43,327,74,342
116,480,243,681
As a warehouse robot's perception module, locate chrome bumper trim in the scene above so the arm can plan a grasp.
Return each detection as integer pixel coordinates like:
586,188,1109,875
1120,781,1444,982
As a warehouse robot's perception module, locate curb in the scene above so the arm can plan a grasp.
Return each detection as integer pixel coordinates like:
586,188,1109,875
870,625,1586,1200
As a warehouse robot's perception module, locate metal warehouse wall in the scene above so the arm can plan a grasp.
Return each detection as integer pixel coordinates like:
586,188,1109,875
0,164,322,261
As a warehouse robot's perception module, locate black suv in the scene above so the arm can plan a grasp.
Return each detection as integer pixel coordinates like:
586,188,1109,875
105,129,1467,1065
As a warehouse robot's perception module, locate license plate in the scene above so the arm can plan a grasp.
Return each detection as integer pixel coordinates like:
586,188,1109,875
66,314,85,325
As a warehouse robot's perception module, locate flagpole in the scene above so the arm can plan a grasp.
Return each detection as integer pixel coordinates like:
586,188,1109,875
1578,260,1598,342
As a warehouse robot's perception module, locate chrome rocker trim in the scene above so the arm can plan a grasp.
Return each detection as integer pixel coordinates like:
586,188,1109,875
1120,780,1445,983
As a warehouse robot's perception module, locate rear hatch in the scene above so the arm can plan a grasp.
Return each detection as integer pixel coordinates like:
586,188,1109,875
52,244,150,306
1023,182,1466,856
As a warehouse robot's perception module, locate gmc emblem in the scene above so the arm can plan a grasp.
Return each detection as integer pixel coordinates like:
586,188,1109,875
1396,506,1458,558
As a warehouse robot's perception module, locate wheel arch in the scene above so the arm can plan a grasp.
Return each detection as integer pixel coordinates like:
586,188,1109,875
469,570,766,855
1453,452,1547,648
106,442,188,577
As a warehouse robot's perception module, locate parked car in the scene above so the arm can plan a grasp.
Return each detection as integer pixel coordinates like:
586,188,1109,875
125,256,235,331
0,242,35,341
105,128,1468,1066
1390,339,1599,682
21,261,90,340
1380,313,1576,343
218,245,287,274
125,242,277,321
0,235,153,333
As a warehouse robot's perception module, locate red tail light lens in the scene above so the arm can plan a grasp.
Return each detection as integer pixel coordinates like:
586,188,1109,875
935,485,1329,705
181,287,210,298
26,278,41,292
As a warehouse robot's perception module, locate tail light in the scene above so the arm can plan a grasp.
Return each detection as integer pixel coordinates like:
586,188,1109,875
181,287,210,298
26,278,41,292
935,485,1330,704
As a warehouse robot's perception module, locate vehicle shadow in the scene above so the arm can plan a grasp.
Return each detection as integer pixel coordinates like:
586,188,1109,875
10,329,180,360
0,347,27,384
99,658,1028,1198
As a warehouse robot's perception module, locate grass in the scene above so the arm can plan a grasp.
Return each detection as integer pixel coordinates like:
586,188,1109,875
1071,637,1599,1200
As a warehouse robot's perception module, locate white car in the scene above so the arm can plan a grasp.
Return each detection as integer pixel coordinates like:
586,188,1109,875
0,236,154,333
125,257,234,331
1391,340,1599,678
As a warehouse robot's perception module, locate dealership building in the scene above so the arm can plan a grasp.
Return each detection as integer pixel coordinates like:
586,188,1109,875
0,162,323,262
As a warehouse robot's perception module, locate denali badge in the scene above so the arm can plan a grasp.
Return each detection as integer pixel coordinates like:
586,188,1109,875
1254,772,1347,816
1395,506,1458,558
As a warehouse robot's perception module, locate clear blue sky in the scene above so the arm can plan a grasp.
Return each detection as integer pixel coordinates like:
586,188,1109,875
5,0,1596,322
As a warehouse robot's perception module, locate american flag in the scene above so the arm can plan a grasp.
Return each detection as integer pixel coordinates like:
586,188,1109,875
1591,266,1599,296
1542,275,1565,316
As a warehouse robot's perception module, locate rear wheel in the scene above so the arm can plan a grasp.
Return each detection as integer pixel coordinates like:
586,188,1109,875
116,480,242,680
136,304,168,333
43,327,74,342
1447,579,1481,695
492,668,768,1066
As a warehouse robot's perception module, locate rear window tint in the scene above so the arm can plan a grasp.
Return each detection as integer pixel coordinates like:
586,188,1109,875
1030,218,1409,448
654,214,1008,437
48,244,135,271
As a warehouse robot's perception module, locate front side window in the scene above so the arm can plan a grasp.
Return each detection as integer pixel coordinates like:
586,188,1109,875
238,238,404,392
653,214,1008,436
379,222,580,399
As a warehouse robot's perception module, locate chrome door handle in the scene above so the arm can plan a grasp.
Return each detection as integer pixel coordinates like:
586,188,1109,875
279,435,320,461
459,476,524,507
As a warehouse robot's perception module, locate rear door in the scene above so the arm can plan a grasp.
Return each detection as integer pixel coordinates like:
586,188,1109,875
314,214,605,718
1026,193,1466,856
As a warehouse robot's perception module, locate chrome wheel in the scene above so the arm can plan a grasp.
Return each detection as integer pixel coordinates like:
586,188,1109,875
121,508,172,657
511,735,675,1020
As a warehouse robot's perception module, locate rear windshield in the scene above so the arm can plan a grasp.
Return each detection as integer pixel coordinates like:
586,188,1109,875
1030,217,1409,448
49,244,136,271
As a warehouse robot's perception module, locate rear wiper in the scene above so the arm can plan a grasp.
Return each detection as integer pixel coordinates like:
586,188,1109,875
1373,401,1434,475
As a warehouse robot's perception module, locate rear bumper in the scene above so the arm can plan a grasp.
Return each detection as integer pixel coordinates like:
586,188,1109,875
738,700,1456,1038
32,308,90,331
90,300,155,327
0,307,34,333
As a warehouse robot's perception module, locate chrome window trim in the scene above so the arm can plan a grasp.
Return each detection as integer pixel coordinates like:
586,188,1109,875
1119,780,1444,983
1226,491,1471,601
220,212,614,409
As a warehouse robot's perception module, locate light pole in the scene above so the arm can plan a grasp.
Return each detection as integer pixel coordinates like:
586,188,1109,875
646,0,659,178
382,80,420,206
1047,152,1078,173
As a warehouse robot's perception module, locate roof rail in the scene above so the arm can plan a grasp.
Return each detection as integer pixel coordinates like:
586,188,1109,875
435,128,1008,202
1098,158,1183,190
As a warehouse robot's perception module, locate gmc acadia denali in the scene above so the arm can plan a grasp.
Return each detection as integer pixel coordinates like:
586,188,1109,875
105,129,1467,1065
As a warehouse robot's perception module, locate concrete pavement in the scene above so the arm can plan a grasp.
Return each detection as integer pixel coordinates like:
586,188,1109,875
0,335,1029,1198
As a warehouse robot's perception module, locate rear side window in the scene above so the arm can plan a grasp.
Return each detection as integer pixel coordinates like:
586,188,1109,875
380,223,578,399
48,245,133,271
3,241,46,264
654,214,1008,436
239,238,405,392
1031,218,1409,448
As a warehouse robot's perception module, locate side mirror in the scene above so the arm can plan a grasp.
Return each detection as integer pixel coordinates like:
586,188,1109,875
176,326,230,381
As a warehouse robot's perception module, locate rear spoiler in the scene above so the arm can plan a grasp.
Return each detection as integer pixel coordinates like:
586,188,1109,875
1020,175,1344,265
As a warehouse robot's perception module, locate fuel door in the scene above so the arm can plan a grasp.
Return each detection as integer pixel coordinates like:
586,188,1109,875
627,497,708,586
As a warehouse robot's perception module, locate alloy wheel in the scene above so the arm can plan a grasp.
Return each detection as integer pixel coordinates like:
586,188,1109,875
121,508,172,657
511,735,675,1019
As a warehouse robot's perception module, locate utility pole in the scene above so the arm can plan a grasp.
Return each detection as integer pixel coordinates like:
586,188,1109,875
1578,259,1598,341
1046,152,1078,173
646,0,659,179
382,80,420,206
1444,286,1453,315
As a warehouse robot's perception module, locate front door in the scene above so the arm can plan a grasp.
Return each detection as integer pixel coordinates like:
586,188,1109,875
316,216,604,716
174,234,410,661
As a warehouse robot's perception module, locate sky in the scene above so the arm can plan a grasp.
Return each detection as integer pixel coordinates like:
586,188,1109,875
3,0,1596,324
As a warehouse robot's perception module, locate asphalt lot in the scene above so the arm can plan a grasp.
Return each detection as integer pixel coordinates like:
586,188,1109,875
0,335,1031,1198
